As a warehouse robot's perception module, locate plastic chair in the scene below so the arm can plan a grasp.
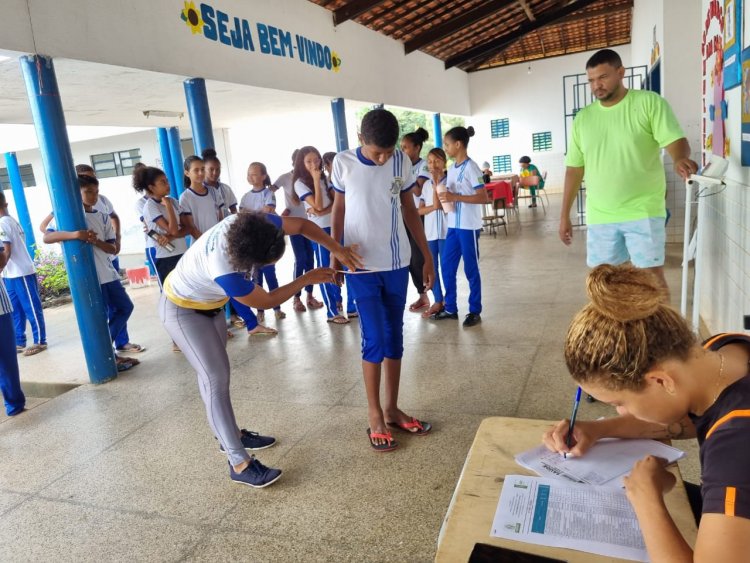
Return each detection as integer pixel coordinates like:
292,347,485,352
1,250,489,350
517,175,546,213
125,266,150,288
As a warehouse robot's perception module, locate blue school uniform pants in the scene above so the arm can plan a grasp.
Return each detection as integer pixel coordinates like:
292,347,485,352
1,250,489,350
347,268,408,363
427,239,445,303
0,311,25,415
253,265,280,312
289,233,314,298
99,280,134,347
312,227,342,318
228,298,259,331
441,228,482,315
3,274,46,347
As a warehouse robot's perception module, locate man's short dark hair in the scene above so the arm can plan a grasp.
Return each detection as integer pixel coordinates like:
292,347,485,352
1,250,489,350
586,49,623,69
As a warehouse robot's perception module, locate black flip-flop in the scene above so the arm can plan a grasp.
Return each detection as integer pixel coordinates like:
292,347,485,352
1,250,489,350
386,418,432,436
367,428,398,452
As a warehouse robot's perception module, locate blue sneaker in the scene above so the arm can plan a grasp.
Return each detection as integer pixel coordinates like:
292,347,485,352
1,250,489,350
219,429,276,453
229,457,282,488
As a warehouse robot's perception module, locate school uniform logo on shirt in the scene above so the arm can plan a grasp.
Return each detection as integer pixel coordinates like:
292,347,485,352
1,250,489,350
180,1,343,72
391,177,404,196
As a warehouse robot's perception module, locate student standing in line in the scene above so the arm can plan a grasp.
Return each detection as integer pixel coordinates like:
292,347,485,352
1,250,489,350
160,211,361,486
418,148,448,319
432,126,488,328
331,109,434,451
543,264,750,561
134,166,188,286
323,150,357,318
202,148,238,216
240,162,285,323
43,175,139,372
293,146,347,324
0,247,25,416
274,149,323,314
400,128,431,313
0,192,47,356
40,165,144,354
179,155,224,239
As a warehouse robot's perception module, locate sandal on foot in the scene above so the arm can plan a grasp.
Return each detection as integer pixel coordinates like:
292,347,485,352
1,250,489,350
327,315,349,325
172,342,181,352
347,310,358,318
16,345,25,354
226,330,235,339
293,298,307,313
275,309,286,320
115,343,145,353
367,428,398,452
115,356,136,372
409,298,429,312
232,317,246,328
248,324,278,336
387,418,432,436
422,303,444,319
23,344,47,356
306,297,324,310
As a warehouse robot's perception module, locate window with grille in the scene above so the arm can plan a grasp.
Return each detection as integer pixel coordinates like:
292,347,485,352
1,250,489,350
532,131,552,152
0,164,36,188
492,155,512,174
490,118,510,138
91,149,142,178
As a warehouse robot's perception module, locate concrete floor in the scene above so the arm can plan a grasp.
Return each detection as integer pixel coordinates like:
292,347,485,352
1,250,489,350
0,195,699,562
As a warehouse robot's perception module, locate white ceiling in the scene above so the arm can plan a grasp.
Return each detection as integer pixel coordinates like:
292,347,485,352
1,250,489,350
0,49,366,131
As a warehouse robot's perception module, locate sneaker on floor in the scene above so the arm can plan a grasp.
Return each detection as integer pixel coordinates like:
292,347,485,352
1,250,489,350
431,310,458,320
229,457,282,488
220,429,277,452
463,313,482,327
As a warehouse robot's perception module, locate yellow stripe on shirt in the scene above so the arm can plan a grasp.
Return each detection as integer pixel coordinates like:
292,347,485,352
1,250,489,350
163,273,229,310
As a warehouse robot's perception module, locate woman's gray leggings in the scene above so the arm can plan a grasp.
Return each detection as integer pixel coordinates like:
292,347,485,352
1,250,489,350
159,295,250,466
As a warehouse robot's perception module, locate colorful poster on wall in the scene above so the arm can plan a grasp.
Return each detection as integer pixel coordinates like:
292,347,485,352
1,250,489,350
725,0,743,88
704,0,725,161
741,47,750,164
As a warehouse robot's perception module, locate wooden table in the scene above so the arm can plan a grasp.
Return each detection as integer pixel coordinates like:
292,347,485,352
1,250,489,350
436,417,698,562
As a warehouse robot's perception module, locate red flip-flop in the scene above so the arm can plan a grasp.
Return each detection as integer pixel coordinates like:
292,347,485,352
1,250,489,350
387,418,432,436
367,428,398,452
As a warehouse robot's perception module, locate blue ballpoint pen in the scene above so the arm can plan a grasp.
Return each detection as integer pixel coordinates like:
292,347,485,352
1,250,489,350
564,386,583,459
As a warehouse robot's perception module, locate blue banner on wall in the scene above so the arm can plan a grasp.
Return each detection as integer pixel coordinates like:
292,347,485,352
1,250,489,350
724,0,743,89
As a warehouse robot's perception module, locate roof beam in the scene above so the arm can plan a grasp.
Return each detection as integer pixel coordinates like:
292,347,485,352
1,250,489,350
444,0,601,70
555,0,633,26
518,0,535,20
404,0,515,54
332,0,390,26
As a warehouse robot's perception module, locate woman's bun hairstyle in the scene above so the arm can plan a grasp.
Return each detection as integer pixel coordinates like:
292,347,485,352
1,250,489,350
201,148,218,161
467,126,475,137
586,264,663,322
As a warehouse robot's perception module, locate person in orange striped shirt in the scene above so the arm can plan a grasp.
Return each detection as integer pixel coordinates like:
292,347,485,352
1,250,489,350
543,264,750,562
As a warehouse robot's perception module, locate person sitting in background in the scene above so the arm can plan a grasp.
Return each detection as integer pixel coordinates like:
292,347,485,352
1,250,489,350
481,161,493,185
518,156,544,208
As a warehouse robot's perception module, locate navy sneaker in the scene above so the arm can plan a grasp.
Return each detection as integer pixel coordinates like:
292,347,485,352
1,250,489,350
229,457,282,488
431,310,459,320
463,313,482,327
219,429,276,453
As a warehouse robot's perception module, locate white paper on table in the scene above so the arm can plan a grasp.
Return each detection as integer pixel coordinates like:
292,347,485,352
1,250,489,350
515,439,685,487
491,475,649,562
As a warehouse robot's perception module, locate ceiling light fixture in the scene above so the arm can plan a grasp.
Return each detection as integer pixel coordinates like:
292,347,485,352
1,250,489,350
143,110,184,118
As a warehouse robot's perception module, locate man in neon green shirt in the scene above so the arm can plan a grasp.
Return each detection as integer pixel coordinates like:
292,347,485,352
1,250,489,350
559,49,698,295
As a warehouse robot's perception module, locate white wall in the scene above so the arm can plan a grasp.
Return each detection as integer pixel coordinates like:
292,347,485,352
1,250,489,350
697,0,750,332
467,48,631,193
0,0,470,117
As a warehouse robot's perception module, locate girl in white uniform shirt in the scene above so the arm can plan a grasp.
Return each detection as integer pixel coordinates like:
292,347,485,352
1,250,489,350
202,149,238,216
293,146,346,324
134,167,189,286
433,126,488,328
160,211,361,486
400,128,431,314
239,162,285,323
418,148,449,319
179,155,224,239
331,109,434,451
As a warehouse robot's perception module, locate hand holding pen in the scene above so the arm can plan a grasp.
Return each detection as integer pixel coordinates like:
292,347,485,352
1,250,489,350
564,387,582,459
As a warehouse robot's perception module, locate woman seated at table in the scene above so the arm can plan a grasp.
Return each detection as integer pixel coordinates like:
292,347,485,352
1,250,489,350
543,264,750,562
518,156,544,208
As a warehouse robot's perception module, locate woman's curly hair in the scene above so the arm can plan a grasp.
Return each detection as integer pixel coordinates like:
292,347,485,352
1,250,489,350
225,213,286,273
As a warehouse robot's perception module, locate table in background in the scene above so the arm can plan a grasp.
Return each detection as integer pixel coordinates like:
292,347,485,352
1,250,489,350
485,181,514,207
436,417,698,563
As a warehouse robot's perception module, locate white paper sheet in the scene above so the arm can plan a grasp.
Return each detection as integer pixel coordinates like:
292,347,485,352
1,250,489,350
491,475,649,562
515,439,685,487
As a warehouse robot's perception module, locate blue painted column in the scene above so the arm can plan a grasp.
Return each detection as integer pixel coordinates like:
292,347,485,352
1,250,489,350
156,128,179,200
4,152,36,257
166,127,185,198
433,113,443,148
331,98,349,152
183,78,215,155
19,54,116,383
